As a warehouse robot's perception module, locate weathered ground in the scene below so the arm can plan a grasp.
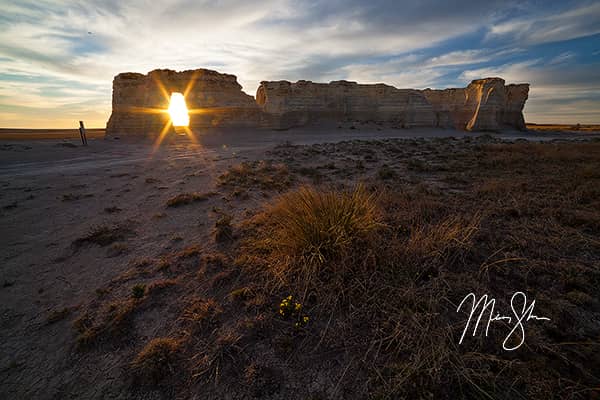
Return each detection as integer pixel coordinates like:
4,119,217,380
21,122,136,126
1,127,599,399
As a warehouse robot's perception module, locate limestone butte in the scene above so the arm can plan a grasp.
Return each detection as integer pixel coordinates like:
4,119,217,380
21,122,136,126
423,78,528,131
256,80,436,129
105,69,529,135
106,69,260,135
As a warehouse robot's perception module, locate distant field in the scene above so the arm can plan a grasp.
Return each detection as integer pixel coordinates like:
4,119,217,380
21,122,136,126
527,123,600,132
0,128,105,140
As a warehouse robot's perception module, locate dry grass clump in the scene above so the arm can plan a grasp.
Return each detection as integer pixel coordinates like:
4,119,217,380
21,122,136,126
147,279,177,294
166,192,212,207
131,338,181,384
74,299,140,348
214,214,233,243
192,329,245,382
181,297,222,334
218,160,293,191
239,184,383,299
405,214,481,264
268,184,380,268
72,224,133,248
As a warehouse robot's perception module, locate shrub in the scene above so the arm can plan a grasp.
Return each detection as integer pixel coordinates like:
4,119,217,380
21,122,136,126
131,284,146,299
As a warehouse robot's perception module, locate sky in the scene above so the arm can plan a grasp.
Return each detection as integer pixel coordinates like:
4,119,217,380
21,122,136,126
0,0,599,128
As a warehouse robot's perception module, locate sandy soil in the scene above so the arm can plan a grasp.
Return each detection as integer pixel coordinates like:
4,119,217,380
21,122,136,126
1,127,599,399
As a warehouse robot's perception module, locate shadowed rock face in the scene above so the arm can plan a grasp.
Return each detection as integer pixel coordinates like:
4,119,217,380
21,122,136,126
255,80,437,129
106,69,260,135
105,69,529,135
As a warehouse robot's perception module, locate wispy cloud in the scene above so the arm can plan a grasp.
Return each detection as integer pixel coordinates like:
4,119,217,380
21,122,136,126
487,2,600,45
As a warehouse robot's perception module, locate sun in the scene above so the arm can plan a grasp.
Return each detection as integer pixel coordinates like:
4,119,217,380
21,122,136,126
168,92,190,127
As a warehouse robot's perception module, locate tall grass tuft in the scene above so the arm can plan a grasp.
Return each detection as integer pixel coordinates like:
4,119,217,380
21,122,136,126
268,184,381,274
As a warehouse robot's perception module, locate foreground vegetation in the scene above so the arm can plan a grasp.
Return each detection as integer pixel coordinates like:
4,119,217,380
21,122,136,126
69,137,600,399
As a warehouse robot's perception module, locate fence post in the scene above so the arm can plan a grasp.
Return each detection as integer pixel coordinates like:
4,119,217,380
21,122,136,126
79,121,88,146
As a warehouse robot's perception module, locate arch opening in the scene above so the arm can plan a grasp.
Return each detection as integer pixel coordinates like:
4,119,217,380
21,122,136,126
168,92,189,127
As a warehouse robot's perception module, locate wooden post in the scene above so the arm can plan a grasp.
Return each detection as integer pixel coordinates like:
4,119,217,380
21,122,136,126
78,121,87,146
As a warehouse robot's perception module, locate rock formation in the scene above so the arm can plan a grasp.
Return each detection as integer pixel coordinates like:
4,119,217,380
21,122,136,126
255,80,437,129
105,68,529,135
106,69,260,135
423,78,528,131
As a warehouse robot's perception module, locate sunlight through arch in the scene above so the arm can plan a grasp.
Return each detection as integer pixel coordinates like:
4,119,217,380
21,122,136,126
168,92,190,127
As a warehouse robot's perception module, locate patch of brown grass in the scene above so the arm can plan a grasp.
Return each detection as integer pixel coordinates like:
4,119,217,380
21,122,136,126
131,338,181,384
192,329,245,383
180,297,222,334
147,279,178,294
404,213,481,263
72,224,133,248
214,214,233,243
166,192,213,207
74,298,140,348
218,160,293,191
268,184,380,267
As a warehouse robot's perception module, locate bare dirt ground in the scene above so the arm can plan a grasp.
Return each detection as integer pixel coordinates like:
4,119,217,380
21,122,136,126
1,127,600,399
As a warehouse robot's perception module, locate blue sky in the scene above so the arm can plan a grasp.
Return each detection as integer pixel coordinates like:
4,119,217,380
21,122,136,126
1,0,599,128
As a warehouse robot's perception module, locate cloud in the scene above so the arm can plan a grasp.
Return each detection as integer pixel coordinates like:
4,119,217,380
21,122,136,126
487,2,600,45
549,51,576,65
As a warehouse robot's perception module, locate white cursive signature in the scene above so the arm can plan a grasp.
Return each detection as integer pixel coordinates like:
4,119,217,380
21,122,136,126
456,291,551,351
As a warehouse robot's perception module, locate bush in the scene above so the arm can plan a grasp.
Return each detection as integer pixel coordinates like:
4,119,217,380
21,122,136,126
131,284,146,299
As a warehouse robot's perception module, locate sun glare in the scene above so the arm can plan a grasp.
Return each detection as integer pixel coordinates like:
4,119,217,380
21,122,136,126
168,92,190,127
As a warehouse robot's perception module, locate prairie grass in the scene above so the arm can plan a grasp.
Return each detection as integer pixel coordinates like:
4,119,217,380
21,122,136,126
268,184,380,266
70,138,600,399
72,224,133,248
166,192,212,207
131,338,181,384
218,160,292,191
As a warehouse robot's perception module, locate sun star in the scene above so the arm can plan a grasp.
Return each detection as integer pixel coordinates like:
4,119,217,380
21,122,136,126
168,92,190,127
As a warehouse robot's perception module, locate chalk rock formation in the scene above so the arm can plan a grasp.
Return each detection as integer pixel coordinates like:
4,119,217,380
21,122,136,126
423,78,529,130
105,68,529,135
256,80,436,129
106,69,260,135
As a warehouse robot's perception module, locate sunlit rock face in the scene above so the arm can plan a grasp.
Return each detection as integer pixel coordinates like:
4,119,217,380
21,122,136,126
255,80,437,129
106,69,260,136
423,78,529,131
